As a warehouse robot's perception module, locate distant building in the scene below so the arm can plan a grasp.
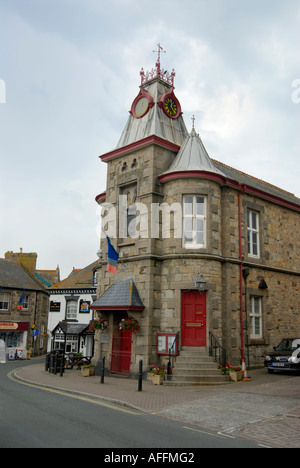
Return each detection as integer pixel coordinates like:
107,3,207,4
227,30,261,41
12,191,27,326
47,261,98,356
0,258,49,358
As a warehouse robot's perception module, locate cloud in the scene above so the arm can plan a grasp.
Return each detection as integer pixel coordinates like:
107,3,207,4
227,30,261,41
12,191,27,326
0,0,299,278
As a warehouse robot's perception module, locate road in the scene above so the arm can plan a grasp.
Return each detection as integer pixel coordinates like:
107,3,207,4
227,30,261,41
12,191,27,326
0,359,262,450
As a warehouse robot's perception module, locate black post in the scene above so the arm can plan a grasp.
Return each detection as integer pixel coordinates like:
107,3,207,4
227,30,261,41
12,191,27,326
45,353,50,372
59,352,64,377
138,359,143,392
167,348,171,375
54,351,58,375
100,356,105,384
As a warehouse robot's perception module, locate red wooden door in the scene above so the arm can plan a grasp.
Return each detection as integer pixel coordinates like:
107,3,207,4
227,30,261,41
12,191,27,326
181,291,207,347
110,330,132,374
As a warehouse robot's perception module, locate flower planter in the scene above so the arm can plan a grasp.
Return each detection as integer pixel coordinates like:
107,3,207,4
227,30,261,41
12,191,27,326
81,367,91,377
81,366,95,377
229,370,242,382
152,374,164,385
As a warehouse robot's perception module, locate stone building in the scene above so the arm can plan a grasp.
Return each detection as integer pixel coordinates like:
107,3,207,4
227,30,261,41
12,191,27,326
91,53,300,380
0,258,50,358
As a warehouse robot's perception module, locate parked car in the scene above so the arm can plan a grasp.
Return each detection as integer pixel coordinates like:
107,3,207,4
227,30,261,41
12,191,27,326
264,338,300,373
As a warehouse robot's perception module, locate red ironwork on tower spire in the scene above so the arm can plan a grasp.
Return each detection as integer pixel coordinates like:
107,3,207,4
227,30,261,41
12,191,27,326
140,44,175,87
153,43,166,76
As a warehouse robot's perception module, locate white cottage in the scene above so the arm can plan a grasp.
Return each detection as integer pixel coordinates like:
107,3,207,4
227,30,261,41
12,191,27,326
47,261,98,356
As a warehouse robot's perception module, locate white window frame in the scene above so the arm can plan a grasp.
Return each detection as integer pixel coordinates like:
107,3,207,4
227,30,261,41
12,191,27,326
249,296,263,339
247,210,260,258
183,195,206,249
66,300,78,320
0,293,10,311
22,294,29,311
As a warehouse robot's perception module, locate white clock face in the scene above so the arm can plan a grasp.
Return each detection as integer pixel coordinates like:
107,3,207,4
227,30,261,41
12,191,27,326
135,97,148,117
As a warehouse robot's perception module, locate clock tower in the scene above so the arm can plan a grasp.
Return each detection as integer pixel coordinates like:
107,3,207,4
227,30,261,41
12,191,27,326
93,46,189,375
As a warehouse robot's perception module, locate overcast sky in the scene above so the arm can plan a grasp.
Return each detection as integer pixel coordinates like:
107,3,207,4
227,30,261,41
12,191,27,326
0,0,299,280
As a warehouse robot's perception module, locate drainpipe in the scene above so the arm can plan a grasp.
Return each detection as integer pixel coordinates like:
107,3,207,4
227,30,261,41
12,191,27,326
238,186,246,362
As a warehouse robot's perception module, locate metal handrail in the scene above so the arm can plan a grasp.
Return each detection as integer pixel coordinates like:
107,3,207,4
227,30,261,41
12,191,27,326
209,332,227,375
167,332,180,375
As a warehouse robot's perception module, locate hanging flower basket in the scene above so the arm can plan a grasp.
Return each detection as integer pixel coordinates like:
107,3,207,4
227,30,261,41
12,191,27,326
88,319,108,332
119,318,140,334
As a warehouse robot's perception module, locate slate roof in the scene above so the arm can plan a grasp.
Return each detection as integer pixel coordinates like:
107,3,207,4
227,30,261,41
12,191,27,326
161,128,226,178
50,261,98,291
52,322,89,335
91,279,145,311
213,159,300,208
159,129,300,210
0,259,47,292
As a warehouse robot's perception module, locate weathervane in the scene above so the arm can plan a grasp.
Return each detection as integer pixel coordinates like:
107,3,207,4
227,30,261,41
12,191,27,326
191,115,195,130
153,43,166,76
140,43,175,87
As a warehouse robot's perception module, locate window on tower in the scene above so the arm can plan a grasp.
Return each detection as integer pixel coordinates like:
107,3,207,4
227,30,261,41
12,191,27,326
183,195,206,248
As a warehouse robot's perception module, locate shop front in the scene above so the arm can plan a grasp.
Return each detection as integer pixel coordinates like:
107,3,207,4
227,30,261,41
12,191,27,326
0,321,29,359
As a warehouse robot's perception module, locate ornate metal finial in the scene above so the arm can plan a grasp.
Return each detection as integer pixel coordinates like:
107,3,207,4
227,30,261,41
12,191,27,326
140,44,175,87
153,43,166,75
191,115,195,130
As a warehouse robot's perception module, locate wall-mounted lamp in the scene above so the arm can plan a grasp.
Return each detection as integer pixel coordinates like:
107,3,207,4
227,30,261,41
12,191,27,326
242,268,250,281
193,273,207,294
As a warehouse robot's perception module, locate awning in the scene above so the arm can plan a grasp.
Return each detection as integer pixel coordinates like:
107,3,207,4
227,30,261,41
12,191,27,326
90,279,145,312
0,322,29,332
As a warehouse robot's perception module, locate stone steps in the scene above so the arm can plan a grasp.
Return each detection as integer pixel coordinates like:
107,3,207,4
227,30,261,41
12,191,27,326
164,347,230,387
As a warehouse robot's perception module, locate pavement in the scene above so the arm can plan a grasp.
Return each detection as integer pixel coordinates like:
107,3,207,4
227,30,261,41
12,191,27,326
13,360,300,448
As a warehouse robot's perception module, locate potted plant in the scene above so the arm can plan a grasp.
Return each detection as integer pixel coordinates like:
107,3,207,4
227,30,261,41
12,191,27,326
119,318,140,335
228,365,242,382
218,363,242,381
150,365,166,385
81,363,95,377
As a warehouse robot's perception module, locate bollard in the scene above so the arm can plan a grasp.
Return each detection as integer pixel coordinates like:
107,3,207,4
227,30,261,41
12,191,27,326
54,352,58,375
49,351,56,373
45,353,50,372
100,356,105,384
59,353,64,377
138,359,143,392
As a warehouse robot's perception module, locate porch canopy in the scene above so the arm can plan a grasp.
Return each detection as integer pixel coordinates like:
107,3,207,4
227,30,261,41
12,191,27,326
51,322,91,353
90,279,145,312
52,322,90,336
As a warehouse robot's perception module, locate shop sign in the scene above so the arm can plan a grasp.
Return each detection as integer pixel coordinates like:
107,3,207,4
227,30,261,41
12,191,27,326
0,322,29,331
50,301,61,312
0,322,18,331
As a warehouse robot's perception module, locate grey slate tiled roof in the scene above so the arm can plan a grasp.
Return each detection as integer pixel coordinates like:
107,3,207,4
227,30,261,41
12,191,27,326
91,279,144,310
0,259,47,292
161,128,226,178
52,322,89,335
213,160,300,207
